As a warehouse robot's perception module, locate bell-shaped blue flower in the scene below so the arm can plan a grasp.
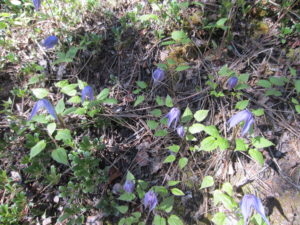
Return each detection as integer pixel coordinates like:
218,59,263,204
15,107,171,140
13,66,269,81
123,180,135,193
33,0,41,11
228,109,254,136
176,125,185,138
165,107,181,129
227,76,238,89
152,68,165,84
143,190,158,211
29,99,58,120
81,86,95,103
240,194,270,225
42,36,58,49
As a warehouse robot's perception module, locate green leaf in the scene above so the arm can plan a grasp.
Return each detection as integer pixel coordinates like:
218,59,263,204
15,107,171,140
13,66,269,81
238,73,250,82
175,65,190,72
118,192,136,201
200,136,218,151
269,77,286,86
165,95,173,107
216,18,228,28
213,190,237,210
221,182,233,196
204,125,220,137
212,212,226,225
218,65,232,76
152,186,168,196
200,176,214,189
265,89,282,97
235,100,249,110
295,105,300,114
134,95,145,107
171,30,189,43
51,148,68,165
150,109,162,117
167,215,184,225
167,58,176,65
61,84,78,96
55,129,72,142
147,120,159,130
102,98,118,104
257,80,272,88
181,106,193,123
292,98,299,105
178,157,188,170
171,188,185,196
116,205,128,214
235,138,248,151
163,155,176,163
126,171,135,181
157,63,168,70
295,80,300,93
139,14,159,22
194,110,209,122
77,79,86,89
30,140,46,159
249,148,264,166
251,136,274,148
67,96,81,104
97,88,110,100
252,108,264,116
216,137,229,151
136,81,147,89
188,123,205,134
153,215,166,225
55,80,69,88
31,88,49,99
235,83,249,90
168,181,180,186
167,145,180,153
156,96,164,106
154,129,168,137
159,197,174,213
55,98,65,114
47,123,56,136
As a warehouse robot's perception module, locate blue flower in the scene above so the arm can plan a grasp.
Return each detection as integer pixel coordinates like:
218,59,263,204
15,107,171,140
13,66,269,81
165,107,181,129
29,99,58,120
152,68,165,84
143,190,158,211
240,194,270,225
81,86,95,103
227,76,238,89
176,125,185,138
42,36,58,49
228,109,254,136
33,0,41,11
123,180,135,193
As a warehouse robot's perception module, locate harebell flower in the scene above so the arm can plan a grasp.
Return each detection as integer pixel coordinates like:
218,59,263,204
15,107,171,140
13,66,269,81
240,194,270,225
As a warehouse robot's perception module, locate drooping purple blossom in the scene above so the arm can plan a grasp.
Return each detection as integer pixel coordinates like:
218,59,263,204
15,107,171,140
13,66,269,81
165,107,181,129
240,194,270,225
29,99,58,120
152,68,165,84
227,76,238,90
81,86,95,103
228,109,254,136
143,190,158,211
33,0,41,11
176,125,185,138
123,180,135,193
112,183,122,195
42,36,58,49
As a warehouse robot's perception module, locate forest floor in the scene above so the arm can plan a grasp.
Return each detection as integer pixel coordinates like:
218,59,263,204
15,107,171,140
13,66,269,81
0,1,300,225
